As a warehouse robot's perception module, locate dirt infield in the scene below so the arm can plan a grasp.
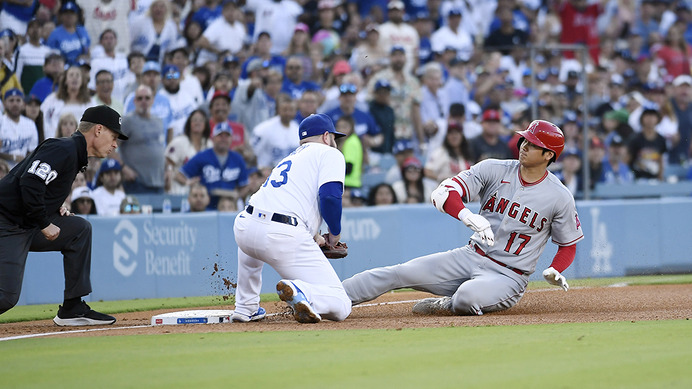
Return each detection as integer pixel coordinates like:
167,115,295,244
2,284,691,339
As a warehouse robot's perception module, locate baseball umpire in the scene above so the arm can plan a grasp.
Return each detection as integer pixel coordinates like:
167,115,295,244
0,105,127,326
343,120,584,316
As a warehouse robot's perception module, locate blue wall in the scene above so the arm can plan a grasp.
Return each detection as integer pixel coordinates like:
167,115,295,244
17,198,692,305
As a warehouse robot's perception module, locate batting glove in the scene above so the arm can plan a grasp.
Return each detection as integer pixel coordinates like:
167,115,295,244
543,267,569,291
459,208,495,246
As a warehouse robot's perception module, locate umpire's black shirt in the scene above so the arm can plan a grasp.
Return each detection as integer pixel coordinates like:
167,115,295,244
0,132,88,229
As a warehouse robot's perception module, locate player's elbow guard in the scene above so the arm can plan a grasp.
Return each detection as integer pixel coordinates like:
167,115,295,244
430,184,451,213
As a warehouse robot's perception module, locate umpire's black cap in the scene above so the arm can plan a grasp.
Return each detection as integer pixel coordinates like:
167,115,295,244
81,105,128,140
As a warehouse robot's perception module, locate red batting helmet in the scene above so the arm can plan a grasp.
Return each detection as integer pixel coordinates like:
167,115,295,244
517,120,565,160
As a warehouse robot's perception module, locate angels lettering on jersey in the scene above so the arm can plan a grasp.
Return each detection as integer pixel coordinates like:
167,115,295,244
481,190,548,232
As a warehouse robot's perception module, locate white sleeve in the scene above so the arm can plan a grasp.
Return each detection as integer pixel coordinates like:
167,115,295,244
317,146,346,187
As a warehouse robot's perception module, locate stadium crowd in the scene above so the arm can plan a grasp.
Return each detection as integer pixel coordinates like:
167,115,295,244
1,0,692,214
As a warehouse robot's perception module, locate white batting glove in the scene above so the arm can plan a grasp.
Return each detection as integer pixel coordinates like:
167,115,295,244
543,267,569,291
459,208,495,246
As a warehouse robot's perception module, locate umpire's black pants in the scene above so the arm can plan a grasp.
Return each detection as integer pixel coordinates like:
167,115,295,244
0,213,92,314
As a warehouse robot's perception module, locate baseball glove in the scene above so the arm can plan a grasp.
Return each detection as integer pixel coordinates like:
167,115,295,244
320,234,348,259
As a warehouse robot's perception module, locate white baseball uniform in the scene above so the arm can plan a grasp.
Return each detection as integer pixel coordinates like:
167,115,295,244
233,142,351,321
343,159,584,315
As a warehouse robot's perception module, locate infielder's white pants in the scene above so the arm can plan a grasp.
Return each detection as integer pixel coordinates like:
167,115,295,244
233,211,351,321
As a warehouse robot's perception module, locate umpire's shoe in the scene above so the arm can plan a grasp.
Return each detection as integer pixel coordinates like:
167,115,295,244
231,307,267,323
276,280,321,323
53,301,116,326
412,297,454,316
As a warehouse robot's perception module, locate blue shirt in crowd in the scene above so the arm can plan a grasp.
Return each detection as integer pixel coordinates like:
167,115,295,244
46,25,91,66
181,149,249,210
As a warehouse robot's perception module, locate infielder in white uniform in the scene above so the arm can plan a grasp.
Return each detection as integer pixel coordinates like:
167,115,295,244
343,120,584,315
233,113,352,323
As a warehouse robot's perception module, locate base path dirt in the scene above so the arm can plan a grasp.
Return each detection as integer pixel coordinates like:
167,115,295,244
2,284,691,339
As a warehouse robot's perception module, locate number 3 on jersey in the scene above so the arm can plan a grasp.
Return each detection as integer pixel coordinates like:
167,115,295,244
263,161,292,188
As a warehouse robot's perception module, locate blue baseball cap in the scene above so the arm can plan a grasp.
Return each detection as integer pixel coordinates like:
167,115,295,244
391,45,405,54
0,28,15,39
392,139,415,154
298,114,345,140
60,1,80,13
142,61,161,74
374,79,392,91
162,64,180,80
99,158,122,174
3,88,24,100
213,121,233,136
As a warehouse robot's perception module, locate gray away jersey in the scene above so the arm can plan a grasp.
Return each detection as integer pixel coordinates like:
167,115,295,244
453,159,584,274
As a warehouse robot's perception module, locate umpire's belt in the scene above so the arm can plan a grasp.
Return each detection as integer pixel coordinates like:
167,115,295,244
245,205,298,226
473,244,527,276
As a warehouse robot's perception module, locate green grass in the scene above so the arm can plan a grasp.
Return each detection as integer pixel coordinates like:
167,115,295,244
1,320,690,388
2,274,690,323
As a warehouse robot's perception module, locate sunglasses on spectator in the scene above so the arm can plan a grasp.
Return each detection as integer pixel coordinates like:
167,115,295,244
123,204,141,213
339,84,357,94
165,72,180,80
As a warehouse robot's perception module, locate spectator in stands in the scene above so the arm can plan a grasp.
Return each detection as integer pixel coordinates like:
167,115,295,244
431,8,474,62
91,158,126,217
70,186,97,215
392,156,437,204
0,0,35,37
0,89,38,167
160,65,199,142
628,106,667,181
88,29,129,103
295,90,320,123
419,62,449,154
368,79,396,155
325,83,382,163
652,21,691,79
165,109,213,195
246,0,303,55
484,5,529,56
46,1,90,66
28,52,64,104
217,195,238,212
555,148,582,196
22,93,44,143
594,74,628,118
443,58,472,108
209,90,250,162
469,109,512,161
195,0,246,66
206,70,235,105
120,195,141,214
350,23,388,75
91,70,123,115
232,64,283,134
0,39,21,100
335,115,363,189
670,75,692,165
251,94,299,169
130,0,178,63
322,60,352,104
121,51,145,99
559,0,602,64
41,66,91,141
124,61,173,139
601,134,634,185
119,85,166,194
586,136,607,191
283,23,311,60
424,120,473,183
78,0,131,56
16,19,51,94
167,46,205,106
385,138,415,184
281,55,321,100
367,46,423,148
187,182,211,212
379,1,419,74
189,0,223,31
55,113,78,138
177,121,251,210
241,31,285,80
367,182,398,206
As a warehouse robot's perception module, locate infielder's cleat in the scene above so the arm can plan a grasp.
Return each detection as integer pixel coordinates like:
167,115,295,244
276,280,321,323
231,307,267,323
53,301,116,326
412,297,454,316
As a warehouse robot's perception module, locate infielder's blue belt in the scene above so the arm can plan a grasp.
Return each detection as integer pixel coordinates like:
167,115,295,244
245,205,298,227
473,244,527,276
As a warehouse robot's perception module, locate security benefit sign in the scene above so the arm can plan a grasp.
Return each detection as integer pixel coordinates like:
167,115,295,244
96,214,221,300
